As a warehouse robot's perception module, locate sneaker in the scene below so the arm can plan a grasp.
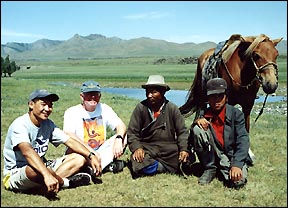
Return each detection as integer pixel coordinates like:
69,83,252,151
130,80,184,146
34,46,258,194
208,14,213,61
103,159,126,174
198,169,216,185
84,166,102,184
68,172,91,188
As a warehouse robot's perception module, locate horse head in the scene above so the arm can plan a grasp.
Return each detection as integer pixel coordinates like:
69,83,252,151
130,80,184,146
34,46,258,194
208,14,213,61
244,34,283,94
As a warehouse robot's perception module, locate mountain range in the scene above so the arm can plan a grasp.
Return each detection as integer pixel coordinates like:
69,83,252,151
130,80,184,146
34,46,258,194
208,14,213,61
1,33,287,61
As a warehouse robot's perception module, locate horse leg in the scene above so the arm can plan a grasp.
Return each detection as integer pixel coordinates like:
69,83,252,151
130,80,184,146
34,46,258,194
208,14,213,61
245,114,250,133
242,104,253,133
242,108,256,166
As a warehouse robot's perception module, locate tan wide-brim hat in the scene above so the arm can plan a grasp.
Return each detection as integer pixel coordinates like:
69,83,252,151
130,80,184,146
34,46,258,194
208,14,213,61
141,75,170,91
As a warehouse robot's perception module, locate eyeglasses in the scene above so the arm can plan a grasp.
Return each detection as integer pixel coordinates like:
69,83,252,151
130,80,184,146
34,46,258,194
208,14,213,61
83,92,101,100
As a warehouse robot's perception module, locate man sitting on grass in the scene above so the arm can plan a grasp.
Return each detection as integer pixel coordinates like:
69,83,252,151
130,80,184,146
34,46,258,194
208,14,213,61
190,78,250,189
127,75,191,178
3,89,101,197
63,80,127,179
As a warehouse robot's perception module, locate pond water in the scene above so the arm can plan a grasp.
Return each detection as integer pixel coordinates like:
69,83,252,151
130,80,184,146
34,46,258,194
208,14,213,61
102,87,287,107
48,82,287,107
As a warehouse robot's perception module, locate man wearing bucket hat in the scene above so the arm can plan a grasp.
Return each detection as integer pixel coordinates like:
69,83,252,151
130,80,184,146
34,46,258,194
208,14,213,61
63,80,127,180
127,75,190,178
3,89,101,197
190,78,250,189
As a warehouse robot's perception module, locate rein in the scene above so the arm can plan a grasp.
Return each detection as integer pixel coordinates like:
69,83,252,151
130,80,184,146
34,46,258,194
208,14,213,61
254,94,268,123
222,57,276,123
222,58,278,89
222,59,257,89
251,59,279,79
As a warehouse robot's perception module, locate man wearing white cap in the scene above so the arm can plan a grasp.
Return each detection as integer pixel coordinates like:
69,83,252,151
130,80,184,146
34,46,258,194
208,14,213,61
3,89,101,197
127,75,190,178
190,78,250,189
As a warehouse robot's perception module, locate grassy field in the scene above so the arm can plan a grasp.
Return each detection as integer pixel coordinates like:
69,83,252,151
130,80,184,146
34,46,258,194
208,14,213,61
1,58,287,206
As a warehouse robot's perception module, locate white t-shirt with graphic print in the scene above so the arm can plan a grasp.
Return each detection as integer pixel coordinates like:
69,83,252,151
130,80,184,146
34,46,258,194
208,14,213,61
63,103,122,150
3,113,69,176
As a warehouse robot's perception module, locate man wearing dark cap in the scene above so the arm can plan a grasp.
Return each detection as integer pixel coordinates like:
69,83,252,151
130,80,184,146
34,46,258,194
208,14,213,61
63,80,127,176
127,75,190,178
190,78,250,189
2,89,102,197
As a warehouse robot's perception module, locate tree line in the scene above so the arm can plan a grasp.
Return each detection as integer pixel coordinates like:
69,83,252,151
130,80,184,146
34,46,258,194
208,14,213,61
1,55,21,77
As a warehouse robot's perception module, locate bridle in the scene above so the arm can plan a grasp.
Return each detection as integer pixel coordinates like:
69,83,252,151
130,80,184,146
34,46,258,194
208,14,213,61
222,56,278,89
222,54,279,123
251,59,279,81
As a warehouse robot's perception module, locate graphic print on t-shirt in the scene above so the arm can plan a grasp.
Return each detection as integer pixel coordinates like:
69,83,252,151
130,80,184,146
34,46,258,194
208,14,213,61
82,116,105,150
34,135,49,157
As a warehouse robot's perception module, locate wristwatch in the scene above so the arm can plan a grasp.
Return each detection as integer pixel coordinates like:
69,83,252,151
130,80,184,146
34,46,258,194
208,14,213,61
116,135,124,140
88,152,96,160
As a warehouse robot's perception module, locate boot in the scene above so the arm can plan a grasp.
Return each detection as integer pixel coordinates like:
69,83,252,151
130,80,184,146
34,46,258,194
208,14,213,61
197,149,217,185
225,178,247,190
198,169,216,185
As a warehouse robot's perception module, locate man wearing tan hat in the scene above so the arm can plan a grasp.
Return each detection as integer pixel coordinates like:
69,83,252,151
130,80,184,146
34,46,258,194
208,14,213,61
127,75,190,178
190,78,250,189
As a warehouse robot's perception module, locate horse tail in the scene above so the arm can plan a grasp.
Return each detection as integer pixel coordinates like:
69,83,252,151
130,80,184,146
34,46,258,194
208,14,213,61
179,60,202,116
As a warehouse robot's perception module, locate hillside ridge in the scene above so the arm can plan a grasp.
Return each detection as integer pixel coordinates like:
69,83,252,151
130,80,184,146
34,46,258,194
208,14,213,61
1,33,286,61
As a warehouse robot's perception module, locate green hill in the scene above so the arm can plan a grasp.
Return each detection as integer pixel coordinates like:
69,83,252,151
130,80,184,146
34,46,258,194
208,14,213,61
1,33,286,61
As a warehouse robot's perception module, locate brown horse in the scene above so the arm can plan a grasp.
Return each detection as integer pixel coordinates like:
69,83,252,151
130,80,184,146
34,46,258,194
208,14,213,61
179,34,283,133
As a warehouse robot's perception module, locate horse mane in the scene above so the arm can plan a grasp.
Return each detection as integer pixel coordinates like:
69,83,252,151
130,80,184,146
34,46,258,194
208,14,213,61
220,34,245,63
243,34,269,57
222,34,270,62
222,40,242,63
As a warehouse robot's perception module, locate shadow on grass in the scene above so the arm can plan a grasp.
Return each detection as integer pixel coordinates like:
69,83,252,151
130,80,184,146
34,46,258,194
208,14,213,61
126,158,204,180
9,189,61,201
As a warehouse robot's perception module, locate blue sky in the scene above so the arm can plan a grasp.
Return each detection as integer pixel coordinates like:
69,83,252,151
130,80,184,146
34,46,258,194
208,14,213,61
1,1,287,44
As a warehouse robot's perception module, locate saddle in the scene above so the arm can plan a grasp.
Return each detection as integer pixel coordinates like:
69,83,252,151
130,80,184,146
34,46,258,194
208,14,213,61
201,34,243,94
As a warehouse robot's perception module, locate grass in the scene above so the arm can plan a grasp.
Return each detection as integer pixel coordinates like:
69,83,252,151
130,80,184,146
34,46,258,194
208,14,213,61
1,58,287,207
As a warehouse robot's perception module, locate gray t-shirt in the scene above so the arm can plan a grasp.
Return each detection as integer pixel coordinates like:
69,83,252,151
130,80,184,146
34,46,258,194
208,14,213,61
3,113,69,176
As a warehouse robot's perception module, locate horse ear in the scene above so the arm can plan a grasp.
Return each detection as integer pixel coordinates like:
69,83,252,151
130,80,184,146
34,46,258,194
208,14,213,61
273,37,283,46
